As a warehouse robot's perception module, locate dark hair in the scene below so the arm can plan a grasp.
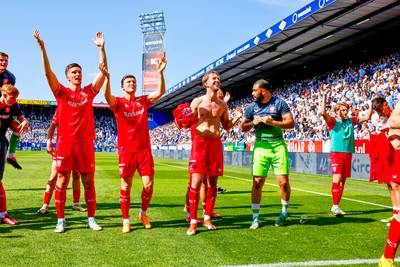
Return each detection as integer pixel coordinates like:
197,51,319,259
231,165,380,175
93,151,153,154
371,97,387,110
202,70,220,88
121,74,136,87
0,52,9,58
253,79,270,90
65,63,82,76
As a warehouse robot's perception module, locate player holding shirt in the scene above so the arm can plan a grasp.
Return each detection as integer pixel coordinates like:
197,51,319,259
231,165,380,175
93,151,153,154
320,84,372,217
101,57,167,233
0,51,24,170
186,70,238,236
37,109,86,214
34,30,107,233
0,84,29,225
240,79,294,229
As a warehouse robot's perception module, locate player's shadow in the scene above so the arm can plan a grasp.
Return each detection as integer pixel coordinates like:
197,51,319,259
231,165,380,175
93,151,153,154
220,190,276,195
289,208,387,226
6,187,44,192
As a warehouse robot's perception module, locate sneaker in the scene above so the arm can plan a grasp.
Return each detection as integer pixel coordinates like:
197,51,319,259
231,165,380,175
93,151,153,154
122,221,131,233
1,216,18,225
211,212,221,218
138,213,152,229
203,220,216,230
381,215,395,223
54,220,66,233
187,223,197,236
72,204,87,212
6,156,22,170
275,212,289,226
217,186,226,194
379,255,395,267
250,219,260,230
331,206,346,217
88,218,103,231
37,207,48,215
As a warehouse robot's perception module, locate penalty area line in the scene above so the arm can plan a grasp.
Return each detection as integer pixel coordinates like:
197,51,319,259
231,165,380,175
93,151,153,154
157,162,391,209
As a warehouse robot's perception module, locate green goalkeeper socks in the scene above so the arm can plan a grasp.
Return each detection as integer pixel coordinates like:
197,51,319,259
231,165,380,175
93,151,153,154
8,133,20,155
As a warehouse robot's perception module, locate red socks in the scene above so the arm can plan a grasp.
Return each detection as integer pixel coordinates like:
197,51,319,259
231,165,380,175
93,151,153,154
0,183,6,213
43,191,52,206
120,189,130,219
73,189,80,204
189,187,200,221
204,185,217,216
84,188,96,218
384,218,400,259
55,186,66,219
331,182,340,205
339,181,345,202
141,187,153,212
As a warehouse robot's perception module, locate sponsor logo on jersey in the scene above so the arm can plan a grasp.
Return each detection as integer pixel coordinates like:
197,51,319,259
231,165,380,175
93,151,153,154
124,108,144,118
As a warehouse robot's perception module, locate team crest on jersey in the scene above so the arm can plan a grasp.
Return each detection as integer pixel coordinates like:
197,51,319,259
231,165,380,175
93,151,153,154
5,107,10,113
269,107,276,112
124,103,129,109
3,78,9,84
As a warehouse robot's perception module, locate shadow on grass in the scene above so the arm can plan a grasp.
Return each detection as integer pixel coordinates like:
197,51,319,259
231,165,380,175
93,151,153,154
7,187,45,192
219,190,275,195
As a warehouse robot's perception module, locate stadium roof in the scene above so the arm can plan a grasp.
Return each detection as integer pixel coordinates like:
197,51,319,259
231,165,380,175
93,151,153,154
152,0,400,110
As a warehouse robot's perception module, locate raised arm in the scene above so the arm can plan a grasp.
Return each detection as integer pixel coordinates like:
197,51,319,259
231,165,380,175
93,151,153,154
320,84,334,125
148,57,167,104
358,100,373,123
100,63,116,108
33,30,60,93
92,32,107,93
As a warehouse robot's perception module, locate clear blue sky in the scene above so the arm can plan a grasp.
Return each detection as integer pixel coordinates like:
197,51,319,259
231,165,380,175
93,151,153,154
1,0,311,103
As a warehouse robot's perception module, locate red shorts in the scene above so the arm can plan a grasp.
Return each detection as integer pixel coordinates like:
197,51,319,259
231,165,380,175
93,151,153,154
390,150,400,184
56,141,95,173
330,152,352,179
189,135,223,176
119,150,154,178
369,133,393,184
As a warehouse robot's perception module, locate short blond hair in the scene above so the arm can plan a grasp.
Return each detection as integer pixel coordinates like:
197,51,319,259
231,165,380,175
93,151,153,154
1,84,20,97
333,102,349,113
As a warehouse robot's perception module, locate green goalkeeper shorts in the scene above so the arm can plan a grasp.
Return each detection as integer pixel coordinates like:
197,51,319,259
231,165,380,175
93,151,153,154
252,139,289,177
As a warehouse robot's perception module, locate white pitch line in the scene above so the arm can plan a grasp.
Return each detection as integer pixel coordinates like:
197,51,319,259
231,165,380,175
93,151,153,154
220,257,400,267
158,162,391,209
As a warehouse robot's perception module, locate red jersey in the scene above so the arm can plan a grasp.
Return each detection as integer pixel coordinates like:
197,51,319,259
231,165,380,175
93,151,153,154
53,83,96,142
112,95,151,153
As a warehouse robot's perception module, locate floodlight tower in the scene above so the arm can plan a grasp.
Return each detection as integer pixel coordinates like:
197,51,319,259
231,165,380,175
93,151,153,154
139,11,166,96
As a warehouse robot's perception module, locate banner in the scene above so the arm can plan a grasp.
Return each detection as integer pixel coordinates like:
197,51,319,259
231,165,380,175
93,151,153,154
286,140,323,153
286,139,372,154
144,32,164,53
223,142,246,152
143,71,161,91
142,31,165,93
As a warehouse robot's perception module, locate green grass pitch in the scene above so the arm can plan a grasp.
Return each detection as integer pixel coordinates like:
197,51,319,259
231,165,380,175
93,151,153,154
0,151,392,266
